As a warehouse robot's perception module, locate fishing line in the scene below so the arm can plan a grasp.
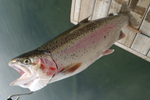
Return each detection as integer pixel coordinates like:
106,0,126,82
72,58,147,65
7,91,33,100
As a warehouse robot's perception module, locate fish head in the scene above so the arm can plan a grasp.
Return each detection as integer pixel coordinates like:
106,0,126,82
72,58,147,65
8,50,57,91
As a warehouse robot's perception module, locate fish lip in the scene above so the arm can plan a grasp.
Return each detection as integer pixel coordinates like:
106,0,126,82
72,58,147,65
8,60,16,67
9,60,31,75
9,60,34,86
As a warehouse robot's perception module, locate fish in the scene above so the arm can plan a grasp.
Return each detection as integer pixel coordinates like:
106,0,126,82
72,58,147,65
8,3,139,92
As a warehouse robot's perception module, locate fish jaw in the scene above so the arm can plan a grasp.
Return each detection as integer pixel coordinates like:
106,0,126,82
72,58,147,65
10,73,37,87
8,59,49,91
8,60,38,88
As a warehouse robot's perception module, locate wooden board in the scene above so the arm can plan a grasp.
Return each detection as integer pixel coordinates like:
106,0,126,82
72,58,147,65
70,0,112,24
70,0,81,24
147,51,150,57
131,3,150,55
125,0,150,47
115,42,150,62
139,6,150,37
78,0,95,22
92,0,111,20
109,0,130,14
131,34,150,55
109,0,149,47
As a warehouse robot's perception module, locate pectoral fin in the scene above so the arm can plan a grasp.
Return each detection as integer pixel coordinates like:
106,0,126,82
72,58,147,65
49,63,82,84
103,49,114,55
62,63,82,74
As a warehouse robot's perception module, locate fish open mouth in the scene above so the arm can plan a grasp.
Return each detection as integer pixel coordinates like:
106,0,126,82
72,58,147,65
8,58,52,91
12,65,25,75
9,61,31,76
8,61,37,86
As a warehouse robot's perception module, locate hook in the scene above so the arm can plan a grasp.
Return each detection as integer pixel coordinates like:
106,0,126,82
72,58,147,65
7,91,33,100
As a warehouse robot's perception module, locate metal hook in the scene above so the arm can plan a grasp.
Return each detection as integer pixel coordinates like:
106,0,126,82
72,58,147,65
7,91,33,100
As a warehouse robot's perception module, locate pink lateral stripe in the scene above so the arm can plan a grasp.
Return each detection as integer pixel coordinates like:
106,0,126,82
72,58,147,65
61,22,117,54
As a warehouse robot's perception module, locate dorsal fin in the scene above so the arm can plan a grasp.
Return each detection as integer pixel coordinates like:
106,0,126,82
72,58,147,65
79,16,90,24
108,13,114,16
119,31,126,40
102,49,114,55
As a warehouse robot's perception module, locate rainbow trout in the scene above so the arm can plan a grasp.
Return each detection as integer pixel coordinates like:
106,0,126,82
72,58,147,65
8,3,138,91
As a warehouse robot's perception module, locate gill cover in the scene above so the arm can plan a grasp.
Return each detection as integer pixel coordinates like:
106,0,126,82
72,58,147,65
27,56,58,91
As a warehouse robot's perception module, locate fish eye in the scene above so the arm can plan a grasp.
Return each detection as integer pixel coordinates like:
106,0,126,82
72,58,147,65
23,59,31,64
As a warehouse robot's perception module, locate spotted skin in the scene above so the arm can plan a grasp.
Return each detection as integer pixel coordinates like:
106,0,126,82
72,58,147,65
9,3,139,91
37,14,128,53
37,14,128,69
13,14,129,83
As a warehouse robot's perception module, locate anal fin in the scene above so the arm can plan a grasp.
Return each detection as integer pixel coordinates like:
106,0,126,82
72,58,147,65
119,31,126,40
103,49,114,56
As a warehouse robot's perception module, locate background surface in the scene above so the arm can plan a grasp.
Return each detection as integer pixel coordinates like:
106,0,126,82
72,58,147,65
0,0,150,100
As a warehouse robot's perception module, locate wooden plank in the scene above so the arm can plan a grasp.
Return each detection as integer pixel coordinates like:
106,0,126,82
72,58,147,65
115,42,150,62
131,3,150,55
120,0,150,47
92,0,111,20
109,0,149,47
129,0,150,26
109,0,130,14
99,0,111,18
91,0,103,20
121,30,137,47
70,0,77,25
74,0,81,23
131,34,150,55
140,7,150,37
147,50,150,57
78,0,95,22
123,0,150,47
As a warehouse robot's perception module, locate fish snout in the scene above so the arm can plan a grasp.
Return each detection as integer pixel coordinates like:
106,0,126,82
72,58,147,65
8,59,16,67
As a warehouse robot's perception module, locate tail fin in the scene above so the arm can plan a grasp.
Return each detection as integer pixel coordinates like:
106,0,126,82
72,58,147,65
120,3,139,26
